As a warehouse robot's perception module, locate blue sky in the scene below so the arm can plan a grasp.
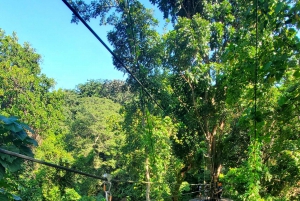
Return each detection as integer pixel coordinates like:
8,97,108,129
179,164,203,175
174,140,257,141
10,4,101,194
4,1,295,90
0,1,140,90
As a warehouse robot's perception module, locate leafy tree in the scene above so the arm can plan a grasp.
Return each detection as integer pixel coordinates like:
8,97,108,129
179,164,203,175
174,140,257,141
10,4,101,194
75,79,132,104
222,0,300,200
0,29,65,142
64,90,125,198
0,30,77,200
68,0,300,200
69,1,231,200
0,115,37,200
112,101,180,201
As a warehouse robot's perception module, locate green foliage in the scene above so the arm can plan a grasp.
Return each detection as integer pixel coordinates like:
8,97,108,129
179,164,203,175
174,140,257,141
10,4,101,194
0,30,75,200
63,90,125,198
218,0,300,200
0,29,65,140
75,79,133,104
160,6,236,198
63,188,82,201
0,0,299,200
0,115,37,200
113,101,182,200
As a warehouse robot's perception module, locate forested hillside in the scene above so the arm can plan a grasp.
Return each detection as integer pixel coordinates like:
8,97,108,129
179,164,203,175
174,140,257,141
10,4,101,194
0,0,300,200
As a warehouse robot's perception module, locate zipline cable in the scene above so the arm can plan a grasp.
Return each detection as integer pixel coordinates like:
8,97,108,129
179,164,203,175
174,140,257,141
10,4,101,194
62,1,166,196
125,1,157,179
0,147,205,186
0,148,104,180
7,0,219,196
0,148,206,199
62,0,164,111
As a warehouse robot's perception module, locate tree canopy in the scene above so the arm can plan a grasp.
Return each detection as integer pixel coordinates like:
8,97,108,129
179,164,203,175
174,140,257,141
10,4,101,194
0,0,299,200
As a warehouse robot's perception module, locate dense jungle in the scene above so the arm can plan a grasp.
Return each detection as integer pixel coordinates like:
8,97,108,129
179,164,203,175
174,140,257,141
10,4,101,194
0,0,299,200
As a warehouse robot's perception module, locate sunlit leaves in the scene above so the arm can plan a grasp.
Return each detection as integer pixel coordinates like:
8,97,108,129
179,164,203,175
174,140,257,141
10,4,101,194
222,0,300,199
0,115,37,176
0,114,37,201
0,30,65,139
0,30,73,200
68,0,300,200
120,105,179,200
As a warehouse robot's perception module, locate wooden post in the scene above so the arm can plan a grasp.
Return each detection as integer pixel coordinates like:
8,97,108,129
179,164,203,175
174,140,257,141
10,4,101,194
145,157,151,201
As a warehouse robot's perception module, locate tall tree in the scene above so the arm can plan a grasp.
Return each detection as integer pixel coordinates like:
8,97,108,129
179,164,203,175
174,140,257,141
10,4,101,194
69,0,234,199
222,0,300,199
68,0,300,200
0,29,65,141
0,30,77,201
114,101,180,201
69,1,171,200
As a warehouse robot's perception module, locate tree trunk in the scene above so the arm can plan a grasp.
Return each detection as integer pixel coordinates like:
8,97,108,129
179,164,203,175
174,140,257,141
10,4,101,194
172,173,183,201
205,122,224,199
172,163,191,201
208,133,217,199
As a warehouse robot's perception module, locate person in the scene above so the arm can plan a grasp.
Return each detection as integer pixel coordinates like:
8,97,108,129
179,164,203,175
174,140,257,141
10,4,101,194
216,182,223,199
